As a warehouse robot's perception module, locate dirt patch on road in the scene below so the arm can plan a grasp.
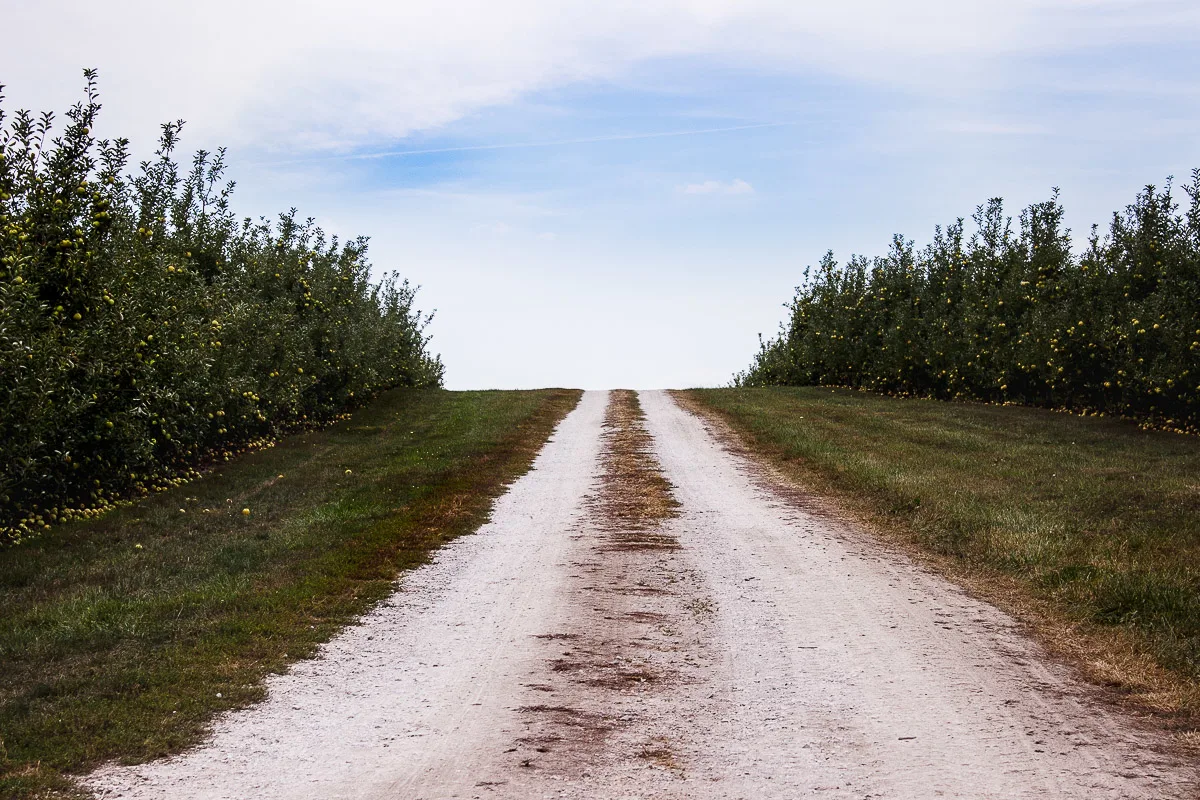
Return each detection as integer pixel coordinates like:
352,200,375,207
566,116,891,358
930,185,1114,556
593,389,680,537
506,390,713,788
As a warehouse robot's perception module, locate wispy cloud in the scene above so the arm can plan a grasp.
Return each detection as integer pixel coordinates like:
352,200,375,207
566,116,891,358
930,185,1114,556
255,123,796,166
8,1,1195,153
681,179,755,195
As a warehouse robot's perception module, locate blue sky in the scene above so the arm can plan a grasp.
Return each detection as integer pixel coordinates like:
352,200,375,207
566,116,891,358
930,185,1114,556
5,1,1200,388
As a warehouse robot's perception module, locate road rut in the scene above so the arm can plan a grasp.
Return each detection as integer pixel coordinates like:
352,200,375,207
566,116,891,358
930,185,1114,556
89,390,1196,799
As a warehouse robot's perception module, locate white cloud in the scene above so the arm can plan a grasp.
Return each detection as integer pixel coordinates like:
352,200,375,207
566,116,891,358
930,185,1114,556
4,1,1197,154
682,179,754,195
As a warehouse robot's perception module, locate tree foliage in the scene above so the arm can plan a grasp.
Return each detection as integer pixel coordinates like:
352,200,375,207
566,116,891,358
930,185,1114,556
739,181,1200,433
0,72,443,542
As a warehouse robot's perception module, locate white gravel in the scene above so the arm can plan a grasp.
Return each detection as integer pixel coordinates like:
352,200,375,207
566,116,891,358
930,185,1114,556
87,389,1196,799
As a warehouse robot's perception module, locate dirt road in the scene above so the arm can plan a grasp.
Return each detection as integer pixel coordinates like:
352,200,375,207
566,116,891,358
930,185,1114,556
90,390,1195,799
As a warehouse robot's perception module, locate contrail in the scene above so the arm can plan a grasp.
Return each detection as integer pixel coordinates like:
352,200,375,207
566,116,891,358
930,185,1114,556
258,121,795,166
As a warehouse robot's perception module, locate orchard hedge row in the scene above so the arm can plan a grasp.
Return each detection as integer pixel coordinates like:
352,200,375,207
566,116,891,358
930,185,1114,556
0,72,443,542
740,177,1200,433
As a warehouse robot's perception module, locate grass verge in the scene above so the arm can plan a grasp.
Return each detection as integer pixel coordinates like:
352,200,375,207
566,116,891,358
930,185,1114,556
679,386,1200,735
595,390,680,535
0,387,580,799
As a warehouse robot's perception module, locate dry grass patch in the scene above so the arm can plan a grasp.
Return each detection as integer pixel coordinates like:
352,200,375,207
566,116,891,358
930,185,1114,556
594,390,680,541
637,740,683,773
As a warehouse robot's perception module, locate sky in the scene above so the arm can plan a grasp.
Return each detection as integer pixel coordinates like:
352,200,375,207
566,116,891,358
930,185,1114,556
4,1,1200,389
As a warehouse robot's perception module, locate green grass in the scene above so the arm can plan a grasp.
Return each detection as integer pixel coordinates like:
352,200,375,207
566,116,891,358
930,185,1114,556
683,387,1200,706
0,387,580,798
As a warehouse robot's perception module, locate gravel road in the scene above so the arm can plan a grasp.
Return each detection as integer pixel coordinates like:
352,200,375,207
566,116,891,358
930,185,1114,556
89,390,1196,799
